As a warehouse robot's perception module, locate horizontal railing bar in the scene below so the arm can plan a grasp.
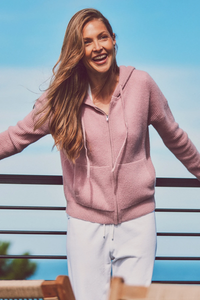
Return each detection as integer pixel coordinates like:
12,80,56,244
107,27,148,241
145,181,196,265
157,232,200,237
152,280,200,284
0,175,200,187
1,206,200,214
0,231,199,236
0,205,66,210
0,255,67,259
0,230,67,235
0,174,63,185
1,255,200,261
155,208,200,213
155,257,200,260
1,206,200,213
156,177,200,187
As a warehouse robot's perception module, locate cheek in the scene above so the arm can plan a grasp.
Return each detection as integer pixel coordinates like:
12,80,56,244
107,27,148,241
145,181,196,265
83,50,88,59
82,51,92,68
83,49,92,62
107,42,115,54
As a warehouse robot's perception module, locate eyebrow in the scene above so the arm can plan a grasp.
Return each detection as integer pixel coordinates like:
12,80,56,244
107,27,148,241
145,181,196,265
98,30,108,36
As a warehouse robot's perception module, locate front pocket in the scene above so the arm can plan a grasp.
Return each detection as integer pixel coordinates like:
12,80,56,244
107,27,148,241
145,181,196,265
116,158,156,210
74,164,115,212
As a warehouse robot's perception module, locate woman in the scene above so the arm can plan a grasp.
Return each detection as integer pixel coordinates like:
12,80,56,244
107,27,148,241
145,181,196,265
0,8,200,300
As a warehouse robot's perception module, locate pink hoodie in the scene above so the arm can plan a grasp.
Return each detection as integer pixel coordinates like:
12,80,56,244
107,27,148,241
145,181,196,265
1,66,200,224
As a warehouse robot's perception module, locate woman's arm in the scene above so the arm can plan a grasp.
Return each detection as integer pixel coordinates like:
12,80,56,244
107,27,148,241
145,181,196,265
0,92,50,160
148,74,200,180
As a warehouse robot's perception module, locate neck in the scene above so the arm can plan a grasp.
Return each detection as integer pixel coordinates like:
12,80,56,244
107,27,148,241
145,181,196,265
88,68,119,104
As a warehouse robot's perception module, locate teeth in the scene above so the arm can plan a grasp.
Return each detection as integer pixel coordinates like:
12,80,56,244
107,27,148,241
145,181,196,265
93,54,107,61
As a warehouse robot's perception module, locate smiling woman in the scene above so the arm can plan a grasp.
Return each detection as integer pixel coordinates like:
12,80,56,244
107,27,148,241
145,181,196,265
1,7,200,300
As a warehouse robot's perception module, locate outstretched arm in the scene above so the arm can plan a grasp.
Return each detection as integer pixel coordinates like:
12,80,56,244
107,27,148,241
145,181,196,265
148,74,200,180
0,92,50,160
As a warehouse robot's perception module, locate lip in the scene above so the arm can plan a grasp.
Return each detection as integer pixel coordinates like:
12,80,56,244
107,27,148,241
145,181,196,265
92,54,108,65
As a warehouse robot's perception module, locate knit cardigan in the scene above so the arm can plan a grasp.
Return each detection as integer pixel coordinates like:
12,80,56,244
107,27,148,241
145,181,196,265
1,66,200,224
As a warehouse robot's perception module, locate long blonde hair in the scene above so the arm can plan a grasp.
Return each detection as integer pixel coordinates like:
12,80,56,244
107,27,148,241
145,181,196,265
35,8,118,162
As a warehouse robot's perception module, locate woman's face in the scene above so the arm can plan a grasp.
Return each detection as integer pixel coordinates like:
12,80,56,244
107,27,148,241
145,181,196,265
82,19,116,78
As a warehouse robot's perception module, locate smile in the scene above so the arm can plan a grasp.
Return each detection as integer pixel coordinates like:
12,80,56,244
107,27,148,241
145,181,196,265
92,54,108,62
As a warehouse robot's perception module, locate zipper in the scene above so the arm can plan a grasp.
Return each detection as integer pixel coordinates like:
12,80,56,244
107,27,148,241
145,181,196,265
93,105,119,223
93,106,109,122
105,106,119,224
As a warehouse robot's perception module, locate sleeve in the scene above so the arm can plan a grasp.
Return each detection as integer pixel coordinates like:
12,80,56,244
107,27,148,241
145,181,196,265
148,74,200,180
0,92,50,160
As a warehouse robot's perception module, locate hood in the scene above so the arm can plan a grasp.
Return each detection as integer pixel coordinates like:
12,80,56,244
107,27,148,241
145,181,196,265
113,65,135,97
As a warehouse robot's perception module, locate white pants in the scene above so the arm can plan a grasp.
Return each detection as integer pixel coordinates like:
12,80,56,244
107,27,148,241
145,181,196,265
66,212,157,300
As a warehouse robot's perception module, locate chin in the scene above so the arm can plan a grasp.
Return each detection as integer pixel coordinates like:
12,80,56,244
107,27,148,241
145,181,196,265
92,63,113,75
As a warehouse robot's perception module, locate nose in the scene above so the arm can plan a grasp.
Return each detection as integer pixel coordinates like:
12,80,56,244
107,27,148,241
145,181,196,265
93,40,102,52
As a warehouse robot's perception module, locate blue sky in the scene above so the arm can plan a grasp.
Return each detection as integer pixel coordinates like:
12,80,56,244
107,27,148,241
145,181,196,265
1,0,200,67
0,0,200,281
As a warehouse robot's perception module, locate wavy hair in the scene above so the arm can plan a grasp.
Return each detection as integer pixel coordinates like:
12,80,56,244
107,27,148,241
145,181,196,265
34,8,118,162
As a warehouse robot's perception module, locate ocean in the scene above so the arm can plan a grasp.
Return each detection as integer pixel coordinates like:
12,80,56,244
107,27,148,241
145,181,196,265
29,259,200,282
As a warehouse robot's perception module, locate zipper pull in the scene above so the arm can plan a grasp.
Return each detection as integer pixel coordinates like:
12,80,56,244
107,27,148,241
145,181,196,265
106,115,109,122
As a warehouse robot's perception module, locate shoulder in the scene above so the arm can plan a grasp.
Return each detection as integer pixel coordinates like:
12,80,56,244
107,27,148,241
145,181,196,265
132,68,153,83
120,66,152,83
131,68,160,93
119,65,154,90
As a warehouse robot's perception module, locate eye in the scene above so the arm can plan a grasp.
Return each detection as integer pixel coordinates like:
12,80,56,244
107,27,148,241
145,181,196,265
101,35,108,40
84,39,91,45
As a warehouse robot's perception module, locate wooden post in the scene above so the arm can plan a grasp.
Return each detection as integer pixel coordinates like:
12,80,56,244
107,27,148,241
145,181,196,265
56,275,76,300
108,277,124,300
41,275,76,300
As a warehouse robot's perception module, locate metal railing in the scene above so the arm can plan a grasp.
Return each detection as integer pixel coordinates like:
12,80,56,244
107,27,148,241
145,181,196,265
1,174,200,284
